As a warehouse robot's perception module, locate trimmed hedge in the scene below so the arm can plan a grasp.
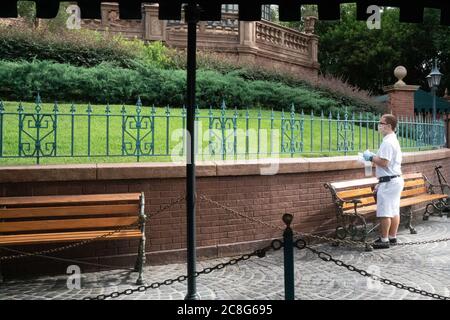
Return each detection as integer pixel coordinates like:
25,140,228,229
0,26,381,113
0,60,364,114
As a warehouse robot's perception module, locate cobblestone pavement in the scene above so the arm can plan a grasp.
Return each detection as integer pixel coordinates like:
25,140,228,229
1,216,450,300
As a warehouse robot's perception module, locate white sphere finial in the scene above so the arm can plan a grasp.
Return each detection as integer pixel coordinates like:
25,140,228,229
394,66,407,87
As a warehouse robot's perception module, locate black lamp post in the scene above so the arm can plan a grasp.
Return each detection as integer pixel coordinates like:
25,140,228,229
427,59,443,123
427,59,443,145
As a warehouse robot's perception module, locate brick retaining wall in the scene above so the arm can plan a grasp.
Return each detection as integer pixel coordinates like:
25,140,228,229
1,149,449,278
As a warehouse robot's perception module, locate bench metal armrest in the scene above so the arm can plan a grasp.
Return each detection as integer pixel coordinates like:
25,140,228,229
428,183,450,195
341,199,362,215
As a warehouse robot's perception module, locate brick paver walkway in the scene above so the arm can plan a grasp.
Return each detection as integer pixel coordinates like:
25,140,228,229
1,217,450,300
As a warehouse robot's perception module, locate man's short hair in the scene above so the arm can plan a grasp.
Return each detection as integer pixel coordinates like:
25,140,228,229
383,114,398,131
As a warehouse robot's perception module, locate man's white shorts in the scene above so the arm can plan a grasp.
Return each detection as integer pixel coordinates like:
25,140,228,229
376,177,404,218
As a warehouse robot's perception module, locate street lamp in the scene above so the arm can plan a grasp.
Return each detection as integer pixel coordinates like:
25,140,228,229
427,59,443,123
427,59,443,146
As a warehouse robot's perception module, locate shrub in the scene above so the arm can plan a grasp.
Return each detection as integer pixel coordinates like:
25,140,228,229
0,26,136,68
0,60,372,115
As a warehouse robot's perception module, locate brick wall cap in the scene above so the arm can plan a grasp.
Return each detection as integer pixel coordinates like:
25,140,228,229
0,164,96,183
0,149,449,182
383,85,420,93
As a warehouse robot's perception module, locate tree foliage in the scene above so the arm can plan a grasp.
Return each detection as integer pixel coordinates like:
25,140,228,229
315,5,450,95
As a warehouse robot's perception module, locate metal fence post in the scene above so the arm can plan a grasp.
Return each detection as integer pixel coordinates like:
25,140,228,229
282,213,295,300
105,104,111,156
86,103,92,158
53,101,58,157
0,101,4,157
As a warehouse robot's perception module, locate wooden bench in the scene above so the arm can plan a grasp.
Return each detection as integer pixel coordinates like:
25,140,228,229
325,173,448,250
0,193,146,284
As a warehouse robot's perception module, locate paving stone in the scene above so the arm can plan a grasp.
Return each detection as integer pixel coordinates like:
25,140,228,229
1,217,450,300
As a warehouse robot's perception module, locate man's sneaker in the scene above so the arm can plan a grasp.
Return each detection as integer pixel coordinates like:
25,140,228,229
372,238,390,249
389,238,397,245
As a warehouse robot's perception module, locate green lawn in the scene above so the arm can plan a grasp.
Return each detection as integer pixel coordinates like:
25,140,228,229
0,101,434,165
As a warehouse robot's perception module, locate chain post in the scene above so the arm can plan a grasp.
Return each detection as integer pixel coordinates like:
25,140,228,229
282,214,295,300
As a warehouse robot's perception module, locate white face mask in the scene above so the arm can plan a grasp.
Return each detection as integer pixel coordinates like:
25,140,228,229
378,119,390,134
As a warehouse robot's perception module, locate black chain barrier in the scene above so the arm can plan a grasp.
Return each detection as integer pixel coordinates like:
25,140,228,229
294,241,450,300
83,241,281,300
5,191,450,301
0,246,135,271
199,194,450,249
82,196,450,301
396,237,450,246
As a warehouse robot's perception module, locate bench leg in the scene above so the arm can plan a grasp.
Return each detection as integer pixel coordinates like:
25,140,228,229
350,214,368,242
404,207,417,234
135,235,146,285
424,202,443,220
0,261,3,283
135,234,145,285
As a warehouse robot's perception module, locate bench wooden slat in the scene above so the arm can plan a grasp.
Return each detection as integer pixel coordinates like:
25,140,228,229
0,217,138,233
0,193,141,207
401,172,425,181
0,204,140,219
343,193,448,215
330,173,425,190
342,196,376,210
0,229,142,246
337,187,374,200
330,177,378,190
403,179,425,188
401,187,428,198
400,193,448,207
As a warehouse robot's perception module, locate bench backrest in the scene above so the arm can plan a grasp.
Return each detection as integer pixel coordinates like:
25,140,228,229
325,173,429,210
0,193,143,235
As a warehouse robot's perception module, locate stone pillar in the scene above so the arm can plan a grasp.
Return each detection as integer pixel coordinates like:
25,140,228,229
308,34,319,64
237,21,257,65
101,2,119,26
305,16,319,77
304,16,317,34
143,4,166,41
383,66,419,118
239,21,256,47
444,88,450,104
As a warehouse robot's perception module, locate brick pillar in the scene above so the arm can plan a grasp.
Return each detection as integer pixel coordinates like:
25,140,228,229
444,89,450,104
384,85,419,118
383,66,419,118
447,115,450,148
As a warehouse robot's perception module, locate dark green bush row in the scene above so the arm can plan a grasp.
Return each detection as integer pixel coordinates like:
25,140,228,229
0,26,381,113
0,60,361,114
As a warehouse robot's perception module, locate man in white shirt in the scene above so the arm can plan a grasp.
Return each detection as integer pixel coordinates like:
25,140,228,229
363,114,404,249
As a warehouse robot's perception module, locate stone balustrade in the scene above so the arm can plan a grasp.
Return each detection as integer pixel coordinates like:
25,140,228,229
81,3,319,77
